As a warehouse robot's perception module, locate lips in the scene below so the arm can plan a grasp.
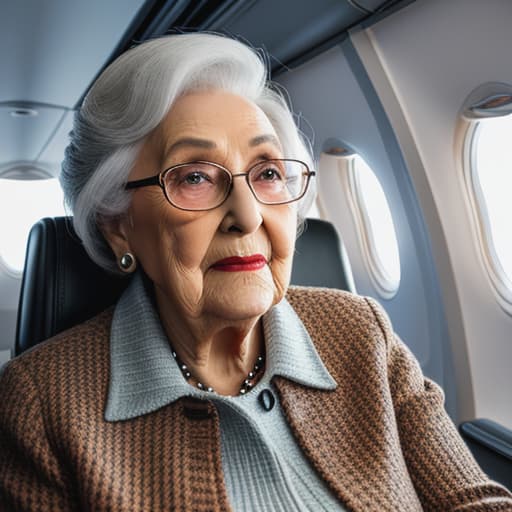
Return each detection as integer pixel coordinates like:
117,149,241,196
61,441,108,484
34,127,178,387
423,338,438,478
211,254,267,272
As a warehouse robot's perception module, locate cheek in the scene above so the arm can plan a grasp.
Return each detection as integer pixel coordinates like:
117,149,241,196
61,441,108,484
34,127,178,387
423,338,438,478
267,205,297,260
265,206,297,291
128,194,218,283
126,195,171,272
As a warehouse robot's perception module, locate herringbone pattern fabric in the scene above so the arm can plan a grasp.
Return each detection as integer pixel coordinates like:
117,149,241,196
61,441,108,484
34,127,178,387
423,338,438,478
282,288,512,511
1,287,511,511
0,310,229,511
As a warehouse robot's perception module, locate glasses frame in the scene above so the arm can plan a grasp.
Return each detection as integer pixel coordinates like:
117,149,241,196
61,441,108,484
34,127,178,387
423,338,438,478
125,159,315,211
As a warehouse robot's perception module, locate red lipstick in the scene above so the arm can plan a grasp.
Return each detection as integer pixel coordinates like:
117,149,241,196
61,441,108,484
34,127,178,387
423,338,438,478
211,254,267,272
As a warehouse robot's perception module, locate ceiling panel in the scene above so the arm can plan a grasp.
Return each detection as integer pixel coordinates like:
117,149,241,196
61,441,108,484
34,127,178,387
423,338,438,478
0,104,65,169
37,110,75,175
0,0,147,108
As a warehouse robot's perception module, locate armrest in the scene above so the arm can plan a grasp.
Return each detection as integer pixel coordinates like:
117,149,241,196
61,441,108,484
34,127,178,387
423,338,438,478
460,418,512,490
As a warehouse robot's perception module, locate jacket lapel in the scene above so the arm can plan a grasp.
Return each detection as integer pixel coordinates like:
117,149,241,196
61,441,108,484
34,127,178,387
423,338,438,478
273,376,422,511
278,289,423,512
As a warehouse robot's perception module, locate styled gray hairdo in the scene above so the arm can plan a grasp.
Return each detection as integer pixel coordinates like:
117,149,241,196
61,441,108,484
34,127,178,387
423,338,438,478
60,33,315,273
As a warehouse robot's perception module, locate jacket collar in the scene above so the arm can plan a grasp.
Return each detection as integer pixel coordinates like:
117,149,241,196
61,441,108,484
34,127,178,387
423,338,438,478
105,272,336,422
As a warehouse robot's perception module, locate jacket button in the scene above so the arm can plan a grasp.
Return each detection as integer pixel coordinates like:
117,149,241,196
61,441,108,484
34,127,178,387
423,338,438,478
258,389,275,411
182,397,214,420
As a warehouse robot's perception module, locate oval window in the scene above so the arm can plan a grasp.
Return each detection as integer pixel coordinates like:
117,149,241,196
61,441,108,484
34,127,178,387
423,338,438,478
468,115,512,296
348,155,401,298
0,177,66,275
306,199,322,219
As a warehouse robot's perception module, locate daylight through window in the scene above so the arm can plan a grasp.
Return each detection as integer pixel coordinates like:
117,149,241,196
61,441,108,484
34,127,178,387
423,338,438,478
348,155,401,297
0,178,66,274
471,115,512,286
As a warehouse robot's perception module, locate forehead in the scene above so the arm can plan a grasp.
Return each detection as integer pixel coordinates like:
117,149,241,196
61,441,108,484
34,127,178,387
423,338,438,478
158,90,279,148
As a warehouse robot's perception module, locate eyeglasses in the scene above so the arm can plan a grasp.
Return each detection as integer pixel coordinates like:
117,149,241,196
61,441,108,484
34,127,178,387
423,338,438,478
125,159,315,211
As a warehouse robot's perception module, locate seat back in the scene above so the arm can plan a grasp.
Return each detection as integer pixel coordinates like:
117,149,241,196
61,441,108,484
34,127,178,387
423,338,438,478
291,219,353,290
15,217,129,355
15,216,353,355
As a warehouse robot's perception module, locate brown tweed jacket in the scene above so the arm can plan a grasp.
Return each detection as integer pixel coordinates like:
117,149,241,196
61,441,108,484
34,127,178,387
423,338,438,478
0,286,511,512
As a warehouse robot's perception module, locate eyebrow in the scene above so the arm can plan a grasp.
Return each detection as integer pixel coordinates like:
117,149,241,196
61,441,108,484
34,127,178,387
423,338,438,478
165,134,282,157
165,137,216,155
249,134,282,150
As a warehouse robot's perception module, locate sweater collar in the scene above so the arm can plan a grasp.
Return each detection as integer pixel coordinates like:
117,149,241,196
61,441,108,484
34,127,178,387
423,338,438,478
105,272,336,422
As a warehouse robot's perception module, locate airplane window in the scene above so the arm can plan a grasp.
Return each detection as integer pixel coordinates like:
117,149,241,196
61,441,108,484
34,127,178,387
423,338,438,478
469,115,512,292
306,199,322,219
348,155,401,298
0,178,66,275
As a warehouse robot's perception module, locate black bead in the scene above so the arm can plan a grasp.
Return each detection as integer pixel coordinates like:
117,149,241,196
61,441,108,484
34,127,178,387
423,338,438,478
258,389,275,411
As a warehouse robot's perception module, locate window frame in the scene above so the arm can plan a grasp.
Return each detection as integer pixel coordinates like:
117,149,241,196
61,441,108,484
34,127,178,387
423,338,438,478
462,120,512,313
0,171,66,278
342,155,401,299
0,252,21,279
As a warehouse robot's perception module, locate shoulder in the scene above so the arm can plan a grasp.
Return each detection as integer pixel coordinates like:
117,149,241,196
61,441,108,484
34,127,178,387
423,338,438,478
286,285,389,335
285,285,393,361
1,308,113,390
286,284,363,306
286,285,372,323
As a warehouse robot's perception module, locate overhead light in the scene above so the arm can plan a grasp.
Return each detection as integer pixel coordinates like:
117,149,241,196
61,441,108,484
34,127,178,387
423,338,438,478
9,107,38,118
462,82,512,120
322,138,356,157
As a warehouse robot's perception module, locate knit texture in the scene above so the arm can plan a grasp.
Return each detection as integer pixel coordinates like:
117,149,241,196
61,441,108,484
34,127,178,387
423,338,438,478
1,286,511,511
104,273,344,511
216,398,346,511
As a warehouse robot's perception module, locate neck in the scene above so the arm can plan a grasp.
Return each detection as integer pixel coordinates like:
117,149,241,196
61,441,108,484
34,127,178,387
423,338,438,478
156,296,265,396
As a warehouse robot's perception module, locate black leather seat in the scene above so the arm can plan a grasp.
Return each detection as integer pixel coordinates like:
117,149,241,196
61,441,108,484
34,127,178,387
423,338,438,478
15,216,353,355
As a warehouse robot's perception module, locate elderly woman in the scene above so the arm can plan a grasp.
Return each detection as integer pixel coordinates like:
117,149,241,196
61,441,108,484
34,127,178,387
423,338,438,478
1,34,511,512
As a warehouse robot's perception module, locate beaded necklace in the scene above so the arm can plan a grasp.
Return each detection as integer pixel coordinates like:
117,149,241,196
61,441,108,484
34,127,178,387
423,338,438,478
171,350,265,395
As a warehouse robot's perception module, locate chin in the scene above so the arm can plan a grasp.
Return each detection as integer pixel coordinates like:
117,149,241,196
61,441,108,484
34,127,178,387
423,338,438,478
202,275,276,321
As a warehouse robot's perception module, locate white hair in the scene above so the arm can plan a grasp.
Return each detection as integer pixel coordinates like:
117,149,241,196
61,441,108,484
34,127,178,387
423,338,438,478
60,33,315,273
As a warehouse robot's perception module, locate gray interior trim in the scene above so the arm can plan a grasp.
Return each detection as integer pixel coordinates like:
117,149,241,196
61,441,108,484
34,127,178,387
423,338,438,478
460,419,512,490
460,419,512,461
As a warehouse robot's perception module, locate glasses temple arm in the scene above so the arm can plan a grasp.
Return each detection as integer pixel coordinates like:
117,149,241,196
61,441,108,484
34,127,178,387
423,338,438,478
125,175,161,190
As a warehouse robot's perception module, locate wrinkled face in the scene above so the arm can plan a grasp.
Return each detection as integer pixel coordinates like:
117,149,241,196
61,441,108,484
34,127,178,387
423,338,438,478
115,91,297,323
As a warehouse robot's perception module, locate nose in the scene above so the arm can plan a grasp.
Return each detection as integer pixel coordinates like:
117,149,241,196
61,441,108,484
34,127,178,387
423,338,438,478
219,174,263,234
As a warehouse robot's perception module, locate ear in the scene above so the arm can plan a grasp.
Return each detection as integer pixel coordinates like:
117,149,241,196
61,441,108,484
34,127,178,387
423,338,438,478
99,215,132,262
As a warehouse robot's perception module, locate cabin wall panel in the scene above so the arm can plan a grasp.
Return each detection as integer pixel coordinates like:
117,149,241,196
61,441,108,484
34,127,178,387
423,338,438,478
365,0,512,427
277,42,456,418
0,274,21,354
0,308,16,358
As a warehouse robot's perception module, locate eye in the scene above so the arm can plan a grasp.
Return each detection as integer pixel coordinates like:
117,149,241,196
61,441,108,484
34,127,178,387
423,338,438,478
168,164,221,187
183,171,210,185
254,165,284,182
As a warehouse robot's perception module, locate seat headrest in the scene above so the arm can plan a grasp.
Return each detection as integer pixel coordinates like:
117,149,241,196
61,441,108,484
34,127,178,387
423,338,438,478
15,216,353,355
291,219,353,290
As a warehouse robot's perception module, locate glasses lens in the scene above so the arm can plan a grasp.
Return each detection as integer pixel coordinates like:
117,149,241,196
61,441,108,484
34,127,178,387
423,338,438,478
249,160,308,204
163,163,230,210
